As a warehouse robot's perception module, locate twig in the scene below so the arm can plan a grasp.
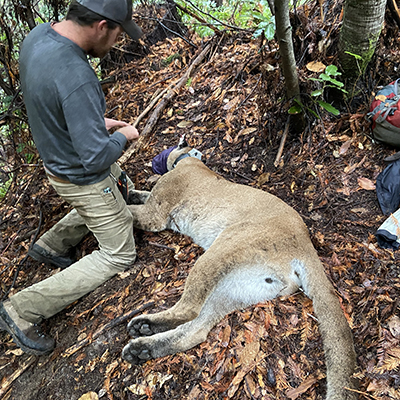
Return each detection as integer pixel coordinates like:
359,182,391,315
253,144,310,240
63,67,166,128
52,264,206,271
237,73,262,109
344,387,381,400
156,19,197,48
132,85,172,128
175,3,221,34
148,241,176,251
274,118,290,167
181,0,251,32
210,31,226,61
62,301,155,357
1,232,18,257
119,42,212,165
0,356,36,397
148,72,181,89
388,0,400,29
8,163,40,172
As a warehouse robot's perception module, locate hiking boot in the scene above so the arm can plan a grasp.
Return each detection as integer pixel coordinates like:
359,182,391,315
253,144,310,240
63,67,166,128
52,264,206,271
28,243,75,269
0,300,55,355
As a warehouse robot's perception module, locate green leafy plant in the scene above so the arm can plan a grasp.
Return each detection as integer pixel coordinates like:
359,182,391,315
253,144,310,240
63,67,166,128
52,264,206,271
289,65,347,117
252,14,275,40
0,175,13,200
176,0,276,38
16,140,36,163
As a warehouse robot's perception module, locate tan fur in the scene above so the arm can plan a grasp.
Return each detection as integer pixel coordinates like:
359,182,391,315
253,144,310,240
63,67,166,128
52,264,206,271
122,146,357,400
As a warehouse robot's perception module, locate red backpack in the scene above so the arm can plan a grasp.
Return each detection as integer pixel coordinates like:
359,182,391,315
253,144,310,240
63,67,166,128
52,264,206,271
368,78,400,148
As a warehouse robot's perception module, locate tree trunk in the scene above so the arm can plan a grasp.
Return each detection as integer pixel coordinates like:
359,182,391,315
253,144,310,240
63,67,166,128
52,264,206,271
18,0,37,30
339,0,387,78
274,0,300,101
274,0,303,133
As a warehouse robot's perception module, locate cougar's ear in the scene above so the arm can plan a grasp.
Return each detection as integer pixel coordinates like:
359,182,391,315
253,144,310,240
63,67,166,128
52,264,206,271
178,134,189,149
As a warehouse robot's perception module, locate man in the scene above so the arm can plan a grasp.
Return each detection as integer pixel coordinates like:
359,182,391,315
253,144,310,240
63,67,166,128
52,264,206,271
0,0,142,355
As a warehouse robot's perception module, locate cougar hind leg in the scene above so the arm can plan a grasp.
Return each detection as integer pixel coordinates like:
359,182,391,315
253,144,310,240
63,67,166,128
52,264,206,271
126,243,260,339
126,250,222,339
123,257,294,364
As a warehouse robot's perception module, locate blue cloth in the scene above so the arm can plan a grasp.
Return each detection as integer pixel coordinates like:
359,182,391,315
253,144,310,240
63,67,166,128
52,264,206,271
152,146,176,175
376,159,400,215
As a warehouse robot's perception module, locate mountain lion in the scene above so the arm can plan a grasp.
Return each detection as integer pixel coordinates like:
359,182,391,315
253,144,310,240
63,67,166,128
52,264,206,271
122,138,357,400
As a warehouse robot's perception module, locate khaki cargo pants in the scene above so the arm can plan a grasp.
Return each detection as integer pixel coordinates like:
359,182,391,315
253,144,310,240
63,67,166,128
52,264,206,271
11,163,136,323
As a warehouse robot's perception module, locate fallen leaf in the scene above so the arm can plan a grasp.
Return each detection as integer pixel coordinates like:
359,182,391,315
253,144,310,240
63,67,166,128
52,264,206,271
220,324,231,347
77,332,87,341
350,208,368,214
239,340,260,366
188,385,202,399
224,133,233,143
6,348,24,356
286,373,323,399
223,96,240,110
257,173,270,186
238,127,257,137
344,155,366,174
306,61,326,72
388,315,400,337
339,140,352,155
357,177,376,191
78,393,98,400
177,120,193,128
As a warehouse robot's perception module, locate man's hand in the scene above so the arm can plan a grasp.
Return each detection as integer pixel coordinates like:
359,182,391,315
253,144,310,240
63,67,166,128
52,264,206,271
105,118,130,130
118,125,140,141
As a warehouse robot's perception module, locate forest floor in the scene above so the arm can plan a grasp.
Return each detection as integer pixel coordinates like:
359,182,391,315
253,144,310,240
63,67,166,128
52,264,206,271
1,3,400,400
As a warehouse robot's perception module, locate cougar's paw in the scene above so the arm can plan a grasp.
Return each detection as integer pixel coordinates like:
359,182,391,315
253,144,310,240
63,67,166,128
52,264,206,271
122,339,153,365
127,317,157,338
127,190,150,205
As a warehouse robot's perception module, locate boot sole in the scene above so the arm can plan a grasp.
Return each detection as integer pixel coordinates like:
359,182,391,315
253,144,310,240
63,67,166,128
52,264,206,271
0,316,52,356
0,304,54,356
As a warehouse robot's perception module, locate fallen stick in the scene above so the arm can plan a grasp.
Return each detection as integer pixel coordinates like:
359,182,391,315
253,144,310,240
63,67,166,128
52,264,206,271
62,301,155,357
274,119,290,167
0,356,35,397
132,85,172,129
119,43,212,165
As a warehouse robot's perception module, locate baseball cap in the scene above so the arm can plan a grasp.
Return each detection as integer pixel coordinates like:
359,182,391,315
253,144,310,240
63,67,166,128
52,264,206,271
75,0,142,40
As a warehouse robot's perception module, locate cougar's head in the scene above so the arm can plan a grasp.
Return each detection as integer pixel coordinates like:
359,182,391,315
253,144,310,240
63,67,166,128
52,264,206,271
152,135,191,175
166,136,192,171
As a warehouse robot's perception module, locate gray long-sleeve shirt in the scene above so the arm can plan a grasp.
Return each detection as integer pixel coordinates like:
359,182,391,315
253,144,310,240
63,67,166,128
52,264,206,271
19,23,127,185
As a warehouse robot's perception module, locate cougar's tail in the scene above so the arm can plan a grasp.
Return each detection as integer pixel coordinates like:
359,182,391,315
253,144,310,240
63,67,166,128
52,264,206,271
292,258,357,400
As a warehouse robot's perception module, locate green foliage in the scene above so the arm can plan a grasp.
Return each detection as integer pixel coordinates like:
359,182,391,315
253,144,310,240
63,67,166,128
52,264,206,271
173,0,312,39
252,14,275,40
289,65,347,118
16,140,36,163
175,0,276,39
0,175,13,200
162,53,182,66
344,51,366,75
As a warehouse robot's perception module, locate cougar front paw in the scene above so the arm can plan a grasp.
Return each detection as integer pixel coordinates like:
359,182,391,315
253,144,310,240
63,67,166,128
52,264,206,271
122,338,154,365
127,317,157,337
